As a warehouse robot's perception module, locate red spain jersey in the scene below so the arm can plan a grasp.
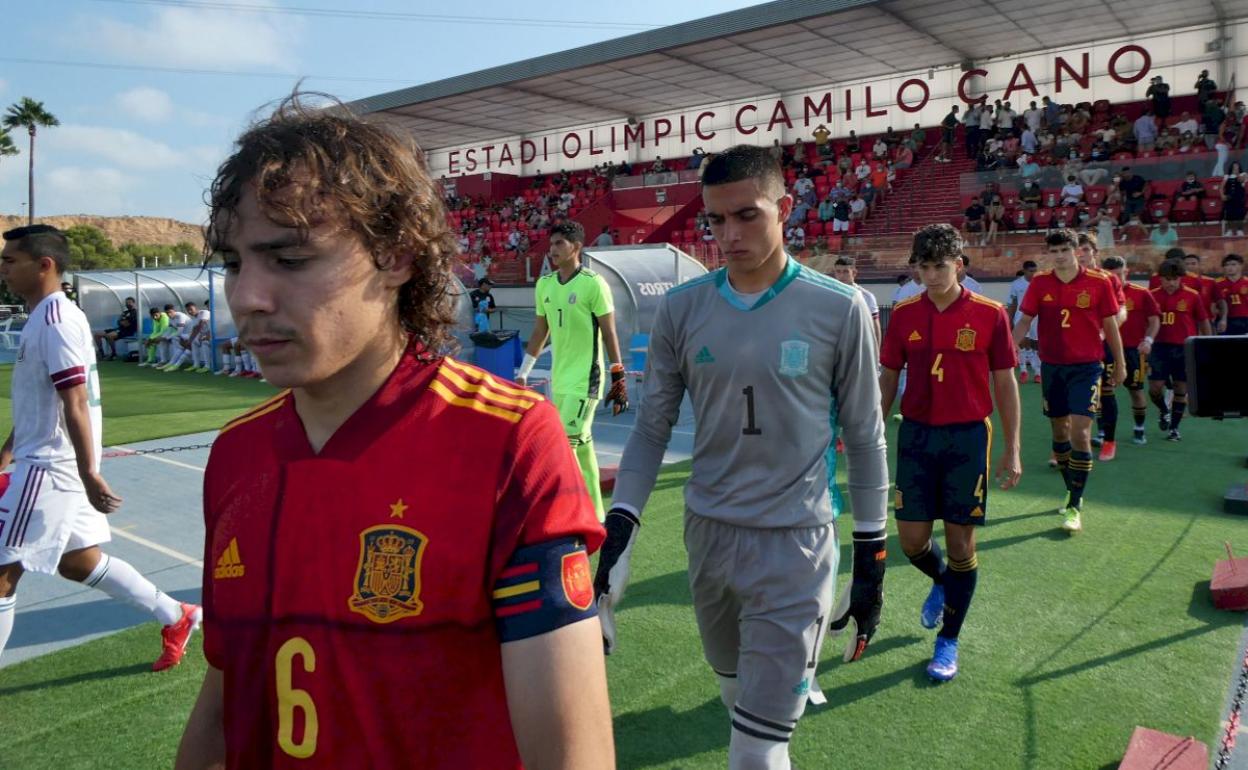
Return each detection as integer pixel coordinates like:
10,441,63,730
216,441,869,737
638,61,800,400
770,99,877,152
1152,285,1210,343
1119,283,1161,348
881,288,1017,426
1020,268,1120,365
1150,272,1214,311
1216,276,1248,319
201,345,604,769
1103,269,1127,307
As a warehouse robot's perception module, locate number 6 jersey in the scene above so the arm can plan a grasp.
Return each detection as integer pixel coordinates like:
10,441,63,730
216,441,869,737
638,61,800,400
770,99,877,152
612,259,889,531
201,345,604,768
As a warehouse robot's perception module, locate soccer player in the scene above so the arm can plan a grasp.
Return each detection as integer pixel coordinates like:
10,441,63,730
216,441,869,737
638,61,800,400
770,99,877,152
0,224,200,671
1148,258,1212,441
92,296,138,361
1216,253,1248,335
1014,229,1124,533
832,256,881,346
214,336,241,375
593,145,889,770
881,224,1020,681
516,221,628,521
175,94,612,770
160,301,200,372
1006,261,1041,383
1077,233,1127,460
137,306,169,367
155,303,190,368
1100,255,1159,445
1183,252,1218,318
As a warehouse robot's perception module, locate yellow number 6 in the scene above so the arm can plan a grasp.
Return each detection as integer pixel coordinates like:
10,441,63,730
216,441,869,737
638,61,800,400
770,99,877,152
276,636,318,759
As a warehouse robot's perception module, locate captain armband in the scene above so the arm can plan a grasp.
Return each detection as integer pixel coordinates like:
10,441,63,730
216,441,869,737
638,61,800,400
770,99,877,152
493,537,597,643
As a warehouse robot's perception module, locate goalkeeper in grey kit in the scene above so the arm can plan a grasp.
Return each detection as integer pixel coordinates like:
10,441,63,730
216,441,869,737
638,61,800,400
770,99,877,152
593,145,890,770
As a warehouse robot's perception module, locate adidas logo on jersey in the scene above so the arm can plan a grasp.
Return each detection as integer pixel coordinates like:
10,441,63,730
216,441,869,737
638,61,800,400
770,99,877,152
214,538,245,579
908,330,922,342
695,346,715,364
1043,293,1055,302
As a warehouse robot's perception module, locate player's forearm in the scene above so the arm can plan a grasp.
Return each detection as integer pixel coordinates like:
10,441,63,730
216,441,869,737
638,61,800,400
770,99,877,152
175,667,226,770
1012,316,1033,346
59,387,98,480
1200,321,1214,336
879,368,900,418
1146,317,1160,341
599,319,623,366
503,618,616,770
612,404,676,515
1103,320,1126,368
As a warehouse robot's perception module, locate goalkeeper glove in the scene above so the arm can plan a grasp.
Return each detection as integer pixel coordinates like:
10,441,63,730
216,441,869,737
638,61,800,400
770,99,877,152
593,506,639,655
827,529,886,662
605,364,629,416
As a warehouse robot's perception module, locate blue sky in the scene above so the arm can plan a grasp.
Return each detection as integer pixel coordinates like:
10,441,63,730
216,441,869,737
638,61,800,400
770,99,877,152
0,0,760,225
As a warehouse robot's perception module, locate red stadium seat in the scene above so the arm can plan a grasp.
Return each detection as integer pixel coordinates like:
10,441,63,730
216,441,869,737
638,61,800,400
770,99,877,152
1011,209,1032,228
1148,199,1171,221
1113,151,1134,161
1033,208,1054,227
1086,187,1107,205
1171,197,1202,222
1204,178,1225,199
1041,189,1061,208
1150,179,1182,200
1102,203,1122,222
1054,206,1076,225
1202,197,1224,219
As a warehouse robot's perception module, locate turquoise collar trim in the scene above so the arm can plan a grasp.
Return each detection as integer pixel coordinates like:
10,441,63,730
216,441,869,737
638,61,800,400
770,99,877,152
715,256,800,311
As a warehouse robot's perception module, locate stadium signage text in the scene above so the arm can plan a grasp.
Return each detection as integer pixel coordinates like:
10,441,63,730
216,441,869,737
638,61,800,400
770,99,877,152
446,44,1152,175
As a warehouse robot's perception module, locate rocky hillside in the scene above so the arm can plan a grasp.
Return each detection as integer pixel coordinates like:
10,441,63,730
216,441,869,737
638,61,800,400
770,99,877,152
0,215,203,247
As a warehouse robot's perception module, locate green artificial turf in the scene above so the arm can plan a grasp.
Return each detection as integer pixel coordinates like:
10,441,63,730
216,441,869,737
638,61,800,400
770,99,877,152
0,361,278,446
1,381,1245,769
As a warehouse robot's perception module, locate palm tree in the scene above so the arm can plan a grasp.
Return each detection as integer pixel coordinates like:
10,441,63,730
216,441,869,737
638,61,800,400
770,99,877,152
3,98,59,225
0,129,17,163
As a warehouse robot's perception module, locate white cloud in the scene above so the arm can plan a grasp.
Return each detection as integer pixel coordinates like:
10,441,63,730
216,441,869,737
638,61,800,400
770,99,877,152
79,3,301,71
45,166,138,215
117,87,175,123
45,124,201,171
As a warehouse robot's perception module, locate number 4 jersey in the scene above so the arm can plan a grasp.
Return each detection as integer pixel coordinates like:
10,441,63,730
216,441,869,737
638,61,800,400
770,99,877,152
201,346,604,768
12,291,102,475
612,259,889,531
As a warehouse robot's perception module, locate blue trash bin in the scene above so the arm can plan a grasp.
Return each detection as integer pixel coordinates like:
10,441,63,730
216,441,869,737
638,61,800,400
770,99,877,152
472,329,521,381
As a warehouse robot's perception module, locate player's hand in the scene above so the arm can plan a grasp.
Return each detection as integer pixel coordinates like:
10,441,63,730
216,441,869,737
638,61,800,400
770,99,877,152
605,365,629,416
83,472,122,514
1138,340,1152,356
996,447,1022,490
1112,362,1127,387
516,376,527,388
1218,319,1228,334
828,530,886,662
593,507,640,655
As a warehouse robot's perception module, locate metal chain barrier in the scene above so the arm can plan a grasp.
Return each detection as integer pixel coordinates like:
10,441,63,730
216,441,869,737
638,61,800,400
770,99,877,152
102,443,214,460
1216,645,1248,768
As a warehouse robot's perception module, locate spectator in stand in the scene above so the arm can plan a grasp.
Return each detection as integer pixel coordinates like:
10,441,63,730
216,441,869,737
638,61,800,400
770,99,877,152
836,152,853,177
849,193,867,223
1018,154,1041,180
963,198,987,244
94,296,138,361
768,138,784,163
1133,109,1158,152
855,158,872,181
1060,175,1085,205
1173,111,1200,138
886,162,897,193
1214,113,1241,176
985,196,1007,245
977,104,996,150
1155,128,1180,152
1119,167,1147,223
1149,217,1179,249
1090,138,1111,162
997,102,1017,135
689,147,707,170
829,177,851,201
1023,177,1043,207
859,179,878,207
873,135,888,160
793,172,815,204
846,130,862,154
812,124,832,157
593,226,613,247
787,198,811,227
1178,172,1206,202
1223,162,1248,236
1196,69,1218,106
1023,101,1044,134
1089,206,1117,246
1021,124,1039,155
1043,96,1061,129
506,229,522,253
895,144,914,169
1002,132,1021,161
1203,97,1227,149
1146,76,1172,120
908,122,927,153
785,223,806,250
964,104,982,156
937,105,960,163
831,198,851,233
818,194,837,222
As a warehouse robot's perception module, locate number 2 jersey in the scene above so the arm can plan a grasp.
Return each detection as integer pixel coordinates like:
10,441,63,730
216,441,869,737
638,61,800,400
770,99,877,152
201,345,604,768
612,259,889,531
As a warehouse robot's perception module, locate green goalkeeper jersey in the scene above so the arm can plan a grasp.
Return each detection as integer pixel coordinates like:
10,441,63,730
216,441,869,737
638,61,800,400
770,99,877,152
535,267,614,398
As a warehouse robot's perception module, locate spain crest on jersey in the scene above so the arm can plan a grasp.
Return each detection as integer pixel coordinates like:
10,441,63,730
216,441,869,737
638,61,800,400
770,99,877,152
955,327,977,352
1125,299,1135,311
349,525,428,624
1076,291,1091,309
779,339,810,377
1177,300,1188,312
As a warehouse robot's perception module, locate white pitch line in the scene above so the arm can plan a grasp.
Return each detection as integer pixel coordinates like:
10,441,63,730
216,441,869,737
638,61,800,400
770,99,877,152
111,527,204,568
108,445,206,473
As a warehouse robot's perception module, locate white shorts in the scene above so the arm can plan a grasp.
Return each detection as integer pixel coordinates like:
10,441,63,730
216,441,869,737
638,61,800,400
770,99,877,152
0,463,111,575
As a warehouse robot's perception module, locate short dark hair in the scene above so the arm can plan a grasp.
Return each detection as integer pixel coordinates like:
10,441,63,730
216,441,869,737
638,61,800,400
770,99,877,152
833,256,856,267
1163,247,1186,260
549,221,585,245
1077,232,1098,251
1183,253,1201,262
1022,260,1038,269
163,303,176,311
125,296,136,303
149,307,162,315
910,224,963,265
186,301,198,310
1101,255,1126,270
2,224,70,274
1223,253,1244,265
701,144,785,199
1158,258,1186,279
1045,228,1079,249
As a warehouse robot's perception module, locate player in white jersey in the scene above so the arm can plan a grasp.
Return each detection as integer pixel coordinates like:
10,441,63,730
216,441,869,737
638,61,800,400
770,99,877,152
593,147,890,770
156,303,192,369
163,301,208,372
832,256,881,346
0,225,201,670
1007,260,1041,382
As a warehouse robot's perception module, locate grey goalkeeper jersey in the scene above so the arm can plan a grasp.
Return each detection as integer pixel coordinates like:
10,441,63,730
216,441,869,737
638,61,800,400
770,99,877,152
613,258,889,531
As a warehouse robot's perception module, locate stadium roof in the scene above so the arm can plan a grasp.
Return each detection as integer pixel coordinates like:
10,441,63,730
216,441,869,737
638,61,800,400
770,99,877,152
350,0,1246,150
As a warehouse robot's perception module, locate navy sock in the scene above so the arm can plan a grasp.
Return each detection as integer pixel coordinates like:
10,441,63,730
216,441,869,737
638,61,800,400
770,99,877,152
1171,397,1187,430
1067,450,1093,508
1132,405,1147,429
940,554,979,640
908,539,946,584
1099,394,1119,442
